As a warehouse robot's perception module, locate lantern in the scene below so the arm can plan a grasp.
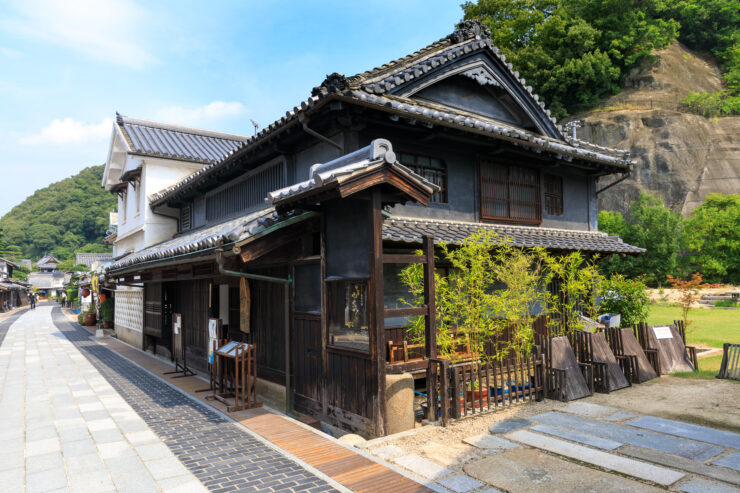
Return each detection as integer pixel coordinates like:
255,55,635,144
81,289,90,297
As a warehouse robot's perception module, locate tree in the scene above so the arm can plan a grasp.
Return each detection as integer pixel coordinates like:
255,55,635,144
667,273,709,329
682,194,740,283
598,192,684,284
461,0,678,117
0,164,114,262
599,274,650,327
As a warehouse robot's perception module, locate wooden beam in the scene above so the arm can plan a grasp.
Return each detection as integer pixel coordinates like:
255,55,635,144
382,254,426,264
384,306,428,318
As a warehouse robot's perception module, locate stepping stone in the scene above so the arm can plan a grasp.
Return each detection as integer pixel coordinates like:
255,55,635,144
604,411,637,421
394,454,454,480
463,434,518,452
464,447,665,492
530,424,622,450
627,416,740,449
506,430,685,486
562,401,618,418
715,453,740,473
489,418,530,434
532,412,723,462
370,445,405,461
437,474,485,493
677,478,740,493
621,445,740,486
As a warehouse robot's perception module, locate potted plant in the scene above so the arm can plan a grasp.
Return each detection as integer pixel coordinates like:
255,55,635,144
82,305,96,326
100,298,114,329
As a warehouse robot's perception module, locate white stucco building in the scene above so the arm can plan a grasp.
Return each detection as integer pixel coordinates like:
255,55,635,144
102,113,247,348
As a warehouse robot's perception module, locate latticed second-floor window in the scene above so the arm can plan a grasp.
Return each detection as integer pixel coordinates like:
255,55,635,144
479,159,541,224
398,153,447,203
544,174,563,216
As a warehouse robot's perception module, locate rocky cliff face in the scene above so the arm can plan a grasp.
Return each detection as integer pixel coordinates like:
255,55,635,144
572,43,740,215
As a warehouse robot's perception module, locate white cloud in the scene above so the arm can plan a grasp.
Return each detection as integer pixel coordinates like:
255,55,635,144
0,46,23,58
19,117,113,145
1,0,156,69
154,101,246,127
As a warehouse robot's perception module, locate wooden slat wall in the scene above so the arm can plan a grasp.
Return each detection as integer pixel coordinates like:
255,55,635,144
174,279,211,371
327,350,374,420
294,314,321,401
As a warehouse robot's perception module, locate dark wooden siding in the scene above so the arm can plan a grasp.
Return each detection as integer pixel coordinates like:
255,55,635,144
205,162,285,222
173,279,211,372
293,314,321,401
143,282,162,337
326,350,375,421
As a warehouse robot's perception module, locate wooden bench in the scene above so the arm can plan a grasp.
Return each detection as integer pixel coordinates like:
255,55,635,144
717,343,740,381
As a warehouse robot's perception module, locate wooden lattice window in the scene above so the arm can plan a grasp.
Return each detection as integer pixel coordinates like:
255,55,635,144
398,153,447,203
544,174,563,216
181,205,192,231
479,159,541,224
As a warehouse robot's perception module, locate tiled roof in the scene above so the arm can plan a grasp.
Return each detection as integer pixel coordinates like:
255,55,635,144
36,254,60,267
148,22,632,208
267,139,438,206
106,208,314,272
117,114,248,165
75,253,113,268
382,216,645,254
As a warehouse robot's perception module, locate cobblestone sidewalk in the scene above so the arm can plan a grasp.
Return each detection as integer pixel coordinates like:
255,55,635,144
0,305,338,493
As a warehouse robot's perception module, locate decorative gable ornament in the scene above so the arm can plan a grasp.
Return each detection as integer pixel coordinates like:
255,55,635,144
312,72,349,97
448,19,492,43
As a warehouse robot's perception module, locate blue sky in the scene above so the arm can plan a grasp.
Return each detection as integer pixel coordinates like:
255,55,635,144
0,0,463,217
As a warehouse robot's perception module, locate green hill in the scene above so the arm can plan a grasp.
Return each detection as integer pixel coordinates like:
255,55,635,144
0,165,115,262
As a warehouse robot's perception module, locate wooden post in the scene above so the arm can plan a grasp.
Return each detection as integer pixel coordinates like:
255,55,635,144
370,190,386,437
422,235,436,359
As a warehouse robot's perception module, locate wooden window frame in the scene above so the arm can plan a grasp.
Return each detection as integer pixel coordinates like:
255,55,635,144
544,174,564,216
478,158,542,225
180,205,192,231
398,153,448,204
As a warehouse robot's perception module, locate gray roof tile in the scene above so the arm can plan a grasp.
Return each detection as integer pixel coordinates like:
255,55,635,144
382,216,644,254
117,114,248,165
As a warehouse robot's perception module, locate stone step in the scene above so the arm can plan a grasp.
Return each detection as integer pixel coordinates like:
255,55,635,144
620,445,740,486
626,416,740,449
506,429,685,486
702,296,734,301
531,411,724,462
677,478,740,493
530,424,622,450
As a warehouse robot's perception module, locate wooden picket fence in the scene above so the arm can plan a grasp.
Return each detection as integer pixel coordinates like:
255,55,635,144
425,350,546,426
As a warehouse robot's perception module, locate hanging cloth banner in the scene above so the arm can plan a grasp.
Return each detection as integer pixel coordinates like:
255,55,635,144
240,277,251,334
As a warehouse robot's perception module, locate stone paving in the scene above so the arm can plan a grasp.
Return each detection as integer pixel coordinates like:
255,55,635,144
0,305,338,493
370,401,740,492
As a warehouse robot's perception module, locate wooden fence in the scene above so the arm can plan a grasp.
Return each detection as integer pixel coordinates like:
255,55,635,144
425,350,546,426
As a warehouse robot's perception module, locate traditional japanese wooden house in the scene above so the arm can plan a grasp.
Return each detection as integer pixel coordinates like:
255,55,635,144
106,20,643,437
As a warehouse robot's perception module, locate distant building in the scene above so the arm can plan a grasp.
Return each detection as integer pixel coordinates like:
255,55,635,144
36,253,60,272
0,257,17,281
75,253,113,270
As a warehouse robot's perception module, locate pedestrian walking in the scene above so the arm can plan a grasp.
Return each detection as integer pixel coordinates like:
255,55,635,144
61,291,67,308
30,293,36,310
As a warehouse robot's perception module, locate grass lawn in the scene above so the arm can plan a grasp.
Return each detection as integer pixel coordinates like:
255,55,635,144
646,304,740,349
671,353,739,383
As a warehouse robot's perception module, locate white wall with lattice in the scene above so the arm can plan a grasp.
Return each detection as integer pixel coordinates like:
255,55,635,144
115,288,143,333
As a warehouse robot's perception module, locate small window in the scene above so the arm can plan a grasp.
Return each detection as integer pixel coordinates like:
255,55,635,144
120,191,127,224
294,263,321,313
181,206,192,231
398,153,448,203
544,174,563,216
479,159,541,224
327,280,369,352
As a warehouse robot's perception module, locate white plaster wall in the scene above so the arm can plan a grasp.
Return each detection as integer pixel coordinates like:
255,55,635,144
114,155,205,254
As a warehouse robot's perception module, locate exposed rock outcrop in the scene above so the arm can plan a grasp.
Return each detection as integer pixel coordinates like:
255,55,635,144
572,43,740,215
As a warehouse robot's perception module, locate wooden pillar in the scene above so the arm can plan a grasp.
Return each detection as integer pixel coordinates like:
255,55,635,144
370,190,386,437
423,235,436,359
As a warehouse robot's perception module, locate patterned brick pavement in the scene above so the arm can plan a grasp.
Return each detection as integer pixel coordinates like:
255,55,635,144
50,307,338,493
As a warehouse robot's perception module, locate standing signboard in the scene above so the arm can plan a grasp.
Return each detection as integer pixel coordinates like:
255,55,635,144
165,313,195,377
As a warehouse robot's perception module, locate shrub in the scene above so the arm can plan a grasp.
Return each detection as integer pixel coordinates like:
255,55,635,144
100,298,114,322
599,274,650,327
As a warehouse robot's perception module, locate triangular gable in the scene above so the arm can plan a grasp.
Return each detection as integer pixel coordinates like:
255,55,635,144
355,20,563,140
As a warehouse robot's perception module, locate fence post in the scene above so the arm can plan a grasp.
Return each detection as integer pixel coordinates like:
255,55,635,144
440,359,450,426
